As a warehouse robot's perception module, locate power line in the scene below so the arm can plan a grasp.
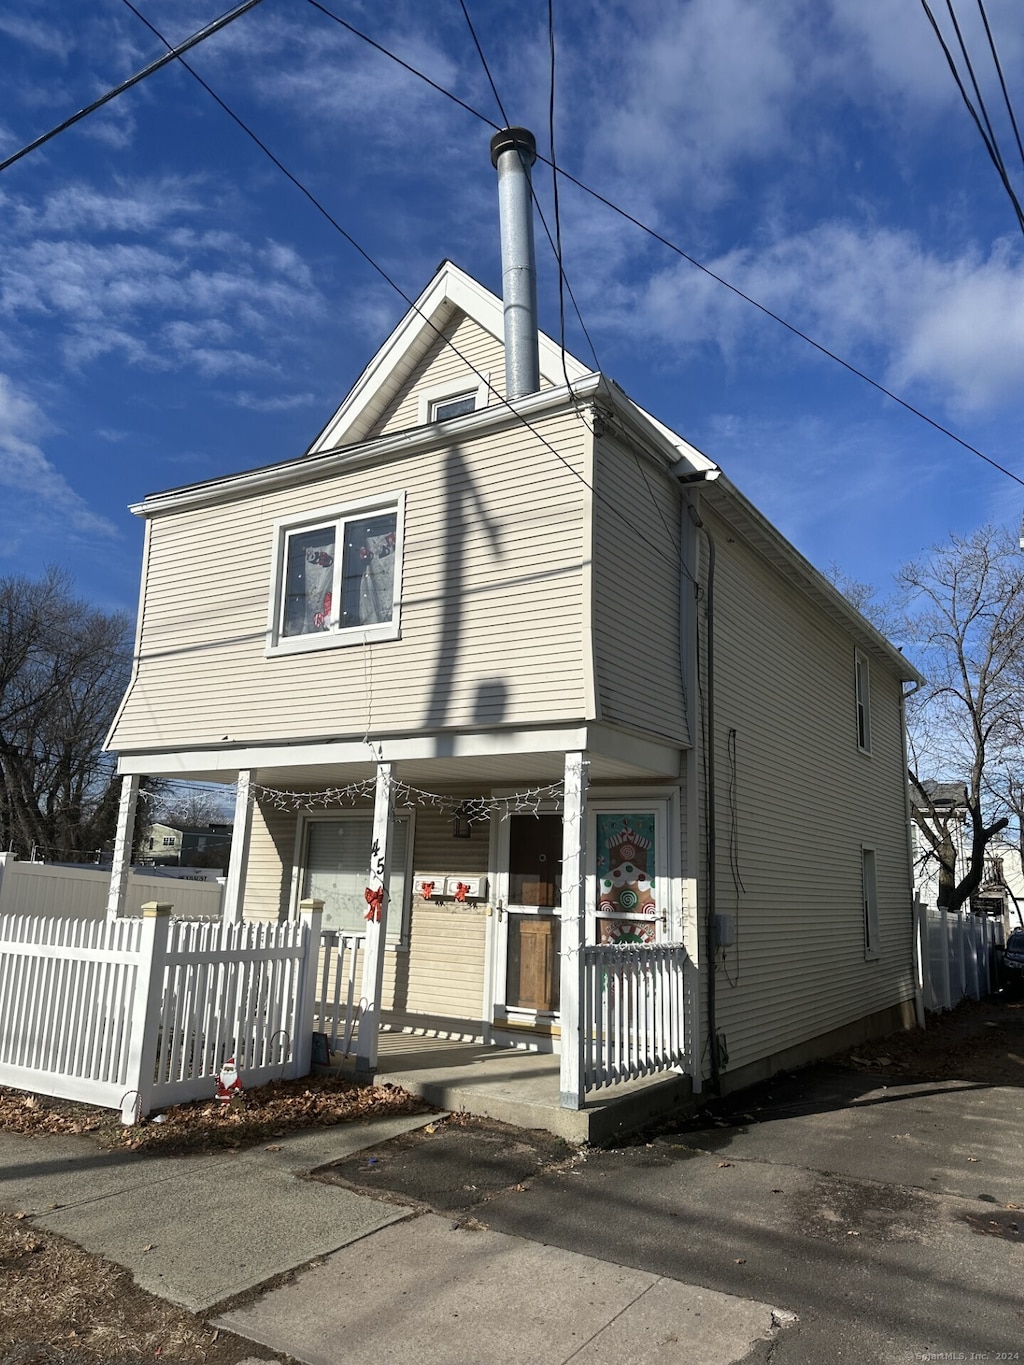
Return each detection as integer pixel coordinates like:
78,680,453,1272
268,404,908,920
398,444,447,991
119,1,692,584
457,0,510,128
0,0,266,177
975,0,1024,175
920,0,1024,235
309,2,1024,490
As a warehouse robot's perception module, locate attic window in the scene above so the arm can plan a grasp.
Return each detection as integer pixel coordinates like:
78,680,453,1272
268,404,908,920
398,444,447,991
431,392,477,422
417,375,489,426
267,494,404,656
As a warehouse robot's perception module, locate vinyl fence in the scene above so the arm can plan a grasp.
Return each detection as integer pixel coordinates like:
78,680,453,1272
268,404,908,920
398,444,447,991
312,930,366,1056
914,899,1004,1012
0,901,321,1120
0,858,224,921
579,942,691,1092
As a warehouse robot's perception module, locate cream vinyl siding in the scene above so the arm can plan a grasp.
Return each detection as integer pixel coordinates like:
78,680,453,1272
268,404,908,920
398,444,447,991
591,436,688,744
111,410,589,752
369,314,509,438
696,503,914,1077
243,796,489,1021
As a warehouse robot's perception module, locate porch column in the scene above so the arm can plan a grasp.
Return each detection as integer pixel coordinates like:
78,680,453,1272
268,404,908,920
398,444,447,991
559,751,589,1109
222,769,254,925
356,762,395,1076
106,774,140,921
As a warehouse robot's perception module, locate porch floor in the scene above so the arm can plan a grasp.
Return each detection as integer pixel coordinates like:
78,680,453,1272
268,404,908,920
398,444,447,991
320,1032,697,1144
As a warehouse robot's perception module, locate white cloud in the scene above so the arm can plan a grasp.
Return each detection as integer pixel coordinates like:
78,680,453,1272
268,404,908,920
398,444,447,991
0,374,118,539
0,185,327,379
599,222,1024,414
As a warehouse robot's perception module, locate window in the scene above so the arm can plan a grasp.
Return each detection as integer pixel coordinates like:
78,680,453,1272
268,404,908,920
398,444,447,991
417,376,489,426
862,847,879,959
431,392,477,422
268,495,404,654
301,815,411,939
855,649,871,753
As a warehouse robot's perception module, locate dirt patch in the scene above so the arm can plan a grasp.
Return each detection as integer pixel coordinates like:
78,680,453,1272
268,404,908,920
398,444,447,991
0,1074,433,1157
834,996,1024,1088
313,1113,579,1214
0,1211,296,1365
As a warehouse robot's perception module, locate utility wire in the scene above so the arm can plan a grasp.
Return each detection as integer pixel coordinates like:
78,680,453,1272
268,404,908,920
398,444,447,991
458,0,510,128
121,0,692,583
975,0,1024,174
310,1,1024,491
944,0,1007,178
0,0,266,176
920,0,1024,235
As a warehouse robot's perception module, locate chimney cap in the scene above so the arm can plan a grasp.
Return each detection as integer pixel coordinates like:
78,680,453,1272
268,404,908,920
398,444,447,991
490,126,537,168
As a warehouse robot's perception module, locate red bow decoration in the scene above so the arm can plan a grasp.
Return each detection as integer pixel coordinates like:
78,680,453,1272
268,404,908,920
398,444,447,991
454,882,470,902
421,881,435,899
364,886,384,922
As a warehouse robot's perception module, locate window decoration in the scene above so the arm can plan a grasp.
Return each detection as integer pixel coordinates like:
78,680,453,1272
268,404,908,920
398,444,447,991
595,814,658,945
269,497,403,654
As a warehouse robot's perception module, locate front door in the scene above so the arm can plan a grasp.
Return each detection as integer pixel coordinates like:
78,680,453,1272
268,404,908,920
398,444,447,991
494,813,562,1026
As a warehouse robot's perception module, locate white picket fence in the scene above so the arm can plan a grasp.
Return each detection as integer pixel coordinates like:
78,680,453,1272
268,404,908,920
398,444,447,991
0,902,322,1120
312,930,366,1055
914,899,1004,1011
580,942,691,1092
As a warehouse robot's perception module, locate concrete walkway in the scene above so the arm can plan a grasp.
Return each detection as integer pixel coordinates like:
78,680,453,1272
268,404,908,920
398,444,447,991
5,1055,1021,1363
0,1111,790,1365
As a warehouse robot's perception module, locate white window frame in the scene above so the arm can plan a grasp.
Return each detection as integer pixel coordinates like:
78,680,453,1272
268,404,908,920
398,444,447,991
291,809,415,946
855,649,871,754
417,375,490,426
265,491,405,657
862,845,880,960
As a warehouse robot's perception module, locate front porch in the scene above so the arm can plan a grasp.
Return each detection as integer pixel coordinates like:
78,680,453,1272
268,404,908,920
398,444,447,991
323,1029,697,1144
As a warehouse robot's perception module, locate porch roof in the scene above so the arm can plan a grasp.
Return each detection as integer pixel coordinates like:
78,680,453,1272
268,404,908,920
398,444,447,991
114,722,684,788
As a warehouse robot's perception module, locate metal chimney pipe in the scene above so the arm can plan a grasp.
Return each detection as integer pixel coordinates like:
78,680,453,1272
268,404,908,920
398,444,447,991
490,126,540,399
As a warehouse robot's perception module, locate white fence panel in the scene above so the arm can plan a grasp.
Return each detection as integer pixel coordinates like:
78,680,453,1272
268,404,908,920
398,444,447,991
915,900,1003,1012
313,931,366,1056
0,913,145,1109
142,914,319,1112
0,860,223,921
0,904,322,1119
580,943,690,1092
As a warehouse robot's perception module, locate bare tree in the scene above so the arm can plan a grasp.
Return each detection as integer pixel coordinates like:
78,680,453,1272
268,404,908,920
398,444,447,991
0,569,131,861
898,526,1024,912
153,785,232,830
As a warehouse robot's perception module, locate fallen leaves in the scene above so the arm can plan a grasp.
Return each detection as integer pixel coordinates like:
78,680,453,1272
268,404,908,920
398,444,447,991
0,1078,434,1157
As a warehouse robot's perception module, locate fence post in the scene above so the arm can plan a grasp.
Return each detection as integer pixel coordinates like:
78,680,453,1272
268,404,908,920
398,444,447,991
292,899,323,1078
121,902,172,1123
911,896,926,1028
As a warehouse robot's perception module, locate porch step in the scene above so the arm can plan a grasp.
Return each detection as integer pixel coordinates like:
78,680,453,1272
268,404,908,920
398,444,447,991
315,1040,697,1144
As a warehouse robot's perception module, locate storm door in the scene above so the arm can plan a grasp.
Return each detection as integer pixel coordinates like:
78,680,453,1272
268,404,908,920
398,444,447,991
493,812,563,1023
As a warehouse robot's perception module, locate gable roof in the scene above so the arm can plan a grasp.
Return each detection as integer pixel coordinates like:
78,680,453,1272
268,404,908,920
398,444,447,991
306,260,593,454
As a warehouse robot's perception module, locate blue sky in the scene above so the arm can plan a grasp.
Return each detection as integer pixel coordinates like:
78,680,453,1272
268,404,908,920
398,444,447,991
2,0,1024,619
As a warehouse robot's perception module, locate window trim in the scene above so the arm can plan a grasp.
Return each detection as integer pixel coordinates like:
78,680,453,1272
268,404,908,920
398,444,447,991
862,845,880,960
291,808,415,947
855,648,872,754
265,491,405,657
417,375,490,426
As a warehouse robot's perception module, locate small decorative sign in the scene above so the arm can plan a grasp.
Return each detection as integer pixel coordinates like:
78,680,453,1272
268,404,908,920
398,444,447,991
311,1032,331,1066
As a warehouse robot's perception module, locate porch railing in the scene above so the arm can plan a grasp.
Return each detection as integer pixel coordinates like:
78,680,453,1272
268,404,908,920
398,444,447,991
314,930,366,1055
580,942,691,1091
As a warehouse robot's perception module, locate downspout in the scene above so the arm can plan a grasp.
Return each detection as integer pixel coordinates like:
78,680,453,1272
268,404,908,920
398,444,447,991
682,490,721,1093
902,678,926,1028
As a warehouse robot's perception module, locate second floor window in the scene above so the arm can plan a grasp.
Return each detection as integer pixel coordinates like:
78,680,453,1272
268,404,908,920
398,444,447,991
268,495,404,655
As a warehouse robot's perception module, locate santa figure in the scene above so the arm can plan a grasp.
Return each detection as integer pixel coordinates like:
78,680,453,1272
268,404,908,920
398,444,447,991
216,1056,243,1102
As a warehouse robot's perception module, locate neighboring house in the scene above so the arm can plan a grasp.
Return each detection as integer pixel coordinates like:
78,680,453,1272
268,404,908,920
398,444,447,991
104,135,923,1103
909,781,1021,926
141,821,233,870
